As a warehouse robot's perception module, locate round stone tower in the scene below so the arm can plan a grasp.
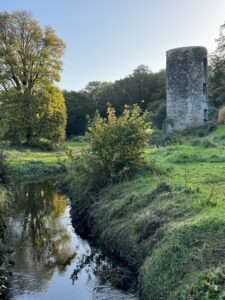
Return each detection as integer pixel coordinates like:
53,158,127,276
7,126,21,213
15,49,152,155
164,46,208,134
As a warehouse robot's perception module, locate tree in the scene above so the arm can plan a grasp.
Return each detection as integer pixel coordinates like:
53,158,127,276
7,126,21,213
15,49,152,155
0,11,66,145
87,104,152,181
36,86,67,144
209,22,225,108
63,90,96,136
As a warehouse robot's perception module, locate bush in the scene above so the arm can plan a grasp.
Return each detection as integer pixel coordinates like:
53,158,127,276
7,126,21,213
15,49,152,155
149,130,186,147
64,105,152,235
150,103,166,130
67,105,152,195
201,138,216,148
189,137,202,146
188,267,225,300
218,106,225,124
148,130,164,146
208,106,219,122
87,105,152,182
182,122,217,137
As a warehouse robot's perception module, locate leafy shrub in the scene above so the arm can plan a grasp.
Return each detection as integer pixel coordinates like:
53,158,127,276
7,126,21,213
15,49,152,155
182,122,217,137
189,137,202,146
150,103,166,130
87,105,152,182
164,132,186,145
149,130,186,147
64,105,152,234
201,138,216,148
148,130,164,146
66,105,152,196
208,106,219,122
188,268,225,300
218,106,225,124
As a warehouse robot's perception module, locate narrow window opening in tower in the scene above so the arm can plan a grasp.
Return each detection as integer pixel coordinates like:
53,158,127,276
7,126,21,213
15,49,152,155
203,83,207,94
204,109,208,122
203,58,207,73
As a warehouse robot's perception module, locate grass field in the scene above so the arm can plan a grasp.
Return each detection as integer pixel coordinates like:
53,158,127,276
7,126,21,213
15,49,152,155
0,139,88,182
76,125,225,299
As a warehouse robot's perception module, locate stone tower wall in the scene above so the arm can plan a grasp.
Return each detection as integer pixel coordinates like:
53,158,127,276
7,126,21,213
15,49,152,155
164,46,208,134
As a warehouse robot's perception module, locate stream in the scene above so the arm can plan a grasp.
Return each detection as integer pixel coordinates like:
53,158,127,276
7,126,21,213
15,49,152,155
7,179,137,300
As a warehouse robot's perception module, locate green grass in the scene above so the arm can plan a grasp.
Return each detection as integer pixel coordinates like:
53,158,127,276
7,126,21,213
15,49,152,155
73,125,225,299
210,125,225,140
0,139,88,182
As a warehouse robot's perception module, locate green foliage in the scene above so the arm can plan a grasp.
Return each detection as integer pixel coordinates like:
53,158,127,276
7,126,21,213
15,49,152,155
0,86,67,147
149,103,166,129
87,105,152,181
62,125,225,300
149,122,219,147
208,22,225,108
218,106,225,124
0,139,88,183
64,105,152,234
139,213,225,300
188,268,225,300
208,106,219,123
64,66,166,136
182,122,218,137
36,86,67,146
0,11,66,147
201,138,216,148
63,90,96,136
0,11,65,92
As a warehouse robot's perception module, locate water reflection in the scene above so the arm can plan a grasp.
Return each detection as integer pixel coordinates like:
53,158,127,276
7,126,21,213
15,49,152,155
8,180,137,300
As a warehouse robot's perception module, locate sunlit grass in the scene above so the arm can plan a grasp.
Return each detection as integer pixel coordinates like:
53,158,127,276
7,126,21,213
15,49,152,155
0,139,88,182
85,125,225,299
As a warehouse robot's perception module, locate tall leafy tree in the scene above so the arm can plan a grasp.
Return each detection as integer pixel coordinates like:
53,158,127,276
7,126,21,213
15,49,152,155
209,22,225,108
63,90,96,136
0,11,66,145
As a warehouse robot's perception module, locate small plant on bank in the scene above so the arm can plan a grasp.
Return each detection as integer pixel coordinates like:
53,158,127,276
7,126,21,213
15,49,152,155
87,105,152,182
66,105,152,202
64,105,152,234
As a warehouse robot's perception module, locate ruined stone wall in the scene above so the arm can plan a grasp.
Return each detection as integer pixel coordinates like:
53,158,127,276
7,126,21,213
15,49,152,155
164,46,208,134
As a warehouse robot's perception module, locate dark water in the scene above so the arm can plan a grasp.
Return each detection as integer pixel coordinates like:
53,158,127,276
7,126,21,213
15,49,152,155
7,180,137,300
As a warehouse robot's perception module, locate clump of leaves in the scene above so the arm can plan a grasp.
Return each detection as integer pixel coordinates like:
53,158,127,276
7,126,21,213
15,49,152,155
65,105,152,231
87,104,152,183
201,138,216,148
189,268,225,299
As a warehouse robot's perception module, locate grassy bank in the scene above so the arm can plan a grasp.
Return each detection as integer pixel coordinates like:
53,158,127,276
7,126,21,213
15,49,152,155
0,140,88,182
66,126,225,299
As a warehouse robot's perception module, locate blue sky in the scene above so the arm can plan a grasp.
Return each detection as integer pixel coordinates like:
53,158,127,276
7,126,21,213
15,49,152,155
1,0,225,91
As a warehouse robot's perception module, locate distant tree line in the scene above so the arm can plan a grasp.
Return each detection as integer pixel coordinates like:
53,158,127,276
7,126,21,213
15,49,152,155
64,65,166,136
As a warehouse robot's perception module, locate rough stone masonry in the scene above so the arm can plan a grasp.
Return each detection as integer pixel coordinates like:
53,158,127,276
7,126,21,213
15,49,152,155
163,46,208,134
